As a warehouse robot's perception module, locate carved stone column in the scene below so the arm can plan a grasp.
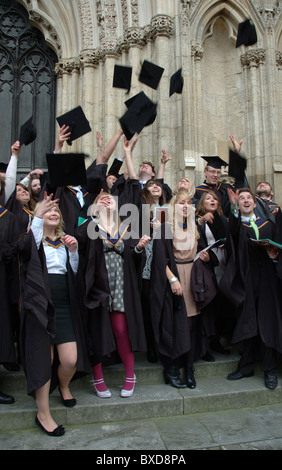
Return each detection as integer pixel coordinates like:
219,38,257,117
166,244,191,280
240,49,266,189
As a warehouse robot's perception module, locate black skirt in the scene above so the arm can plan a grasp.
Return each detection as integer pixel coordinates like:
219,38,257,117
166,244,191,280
48,274,76,344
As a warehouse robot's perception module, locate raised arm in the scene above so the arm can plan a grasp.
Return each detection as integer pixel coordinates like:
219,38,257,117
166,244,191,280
53,124,72,153
4,140,21,203
156,149,171,180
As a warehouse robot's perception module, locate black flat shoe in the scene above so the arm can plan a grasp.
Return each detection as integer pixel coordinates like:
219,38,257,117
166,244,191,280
264,372,278,389
0,390,15,404
35,416,65,436
163,370,187,389
186,367,196,389
58,387,77,407
227,370,254,381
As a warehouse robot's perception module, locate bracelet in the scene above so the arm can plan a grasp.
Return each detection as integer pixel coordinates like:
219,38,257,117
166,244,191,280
169,276,178,284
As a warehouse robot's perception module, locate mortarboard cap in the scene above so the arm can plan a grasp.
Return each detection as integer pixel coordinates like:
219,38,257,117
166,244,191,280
138,60,164,90
228,149,247,180
0,162,8,173
120,91,157,140
46,153,87,187
201,156,228,169
56,106,91,145
236,19,257,48
169,68,184,96
19,117,37,146
113,64,132,92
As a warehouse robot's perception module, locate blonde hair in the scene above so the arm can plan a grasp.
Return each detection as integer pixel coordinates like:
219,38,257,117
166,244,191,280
169,190,199,242
34,202,65,239
174,177,195,199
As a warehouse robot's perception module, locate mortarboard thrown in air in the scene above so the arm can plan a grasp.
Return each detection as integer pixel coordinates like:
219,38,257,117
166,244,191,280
46,153,87,187
169,68,184,96
138,60,164,90
228,149,247,181
56,106,92,145
236,19,257,48
201,156,228,169
113,64,132,93
19,117,37,146
120,91,157,140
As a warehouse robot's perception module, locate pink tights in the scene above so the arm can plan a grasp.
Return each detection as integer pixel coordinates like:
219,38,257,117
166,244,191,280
92,311,135,392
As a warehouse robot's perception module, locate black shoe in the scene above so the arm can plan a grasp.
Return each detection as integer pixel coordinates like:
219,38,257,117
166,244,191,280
35,415,65,436
0,390,15,404
163,369,187,389
58,387,77,407
264,372,278,390
186,367,196,389
202,351,215,362
227,370,254,381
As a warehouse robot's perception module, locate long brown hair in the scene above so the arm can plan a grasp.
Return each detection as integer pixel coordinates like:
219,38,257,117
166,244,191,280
195,190,223,217
16,183,36,211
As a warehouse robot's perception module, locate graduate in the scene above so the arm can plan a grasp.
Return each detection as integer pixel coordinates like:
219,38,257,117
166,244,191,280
195,190,236,353
194,156,235,217
17,192,90,436
150,191,197,389
76,186,150,399
0,179,20,404
220,187,282,389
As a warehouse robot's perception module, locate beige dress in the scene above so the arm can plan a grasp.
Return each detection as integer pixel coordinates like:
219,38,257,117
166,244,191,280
173,236,199,318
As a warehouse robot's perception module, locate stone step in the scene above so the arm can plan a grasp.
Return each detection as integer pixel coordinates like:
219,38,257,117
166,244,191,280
1,349,239,392
1,372,282,432
1,349,282,432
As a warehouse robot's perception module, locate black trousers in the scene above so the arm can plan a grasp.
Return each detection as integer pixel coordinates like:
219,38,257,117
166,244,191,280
237,336,277,375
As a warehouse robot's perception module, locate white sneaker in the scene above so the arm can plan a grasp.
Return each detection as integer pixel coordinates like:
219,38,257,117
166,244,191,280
120,374,136,398
91,379,112,398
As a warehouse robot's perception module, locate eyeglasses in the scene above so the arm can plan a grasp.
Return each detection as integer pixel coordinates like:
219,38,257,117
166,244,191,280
206,169,221,175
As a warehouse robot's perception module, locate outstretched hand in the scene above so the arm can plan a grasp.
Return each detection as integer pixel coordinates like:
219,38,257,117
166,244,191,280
35,192,59,218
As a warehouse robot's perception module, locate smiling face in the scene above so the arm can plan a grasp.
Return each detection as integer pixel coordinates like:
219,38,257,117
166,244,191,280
237,190,256,217
175,197,192,218
139,162,155,179
203,193,219,213
145,180,162,199
204,166,221,185
43,206,61,229
30,178,41,196
16,184,30,205
256,182,273,200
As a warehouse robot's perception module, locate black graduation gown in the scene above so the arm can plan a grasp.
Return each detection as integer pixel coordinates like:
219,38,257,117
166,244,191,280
149,223,191,360
196,213,236,338
195,181,234,217
5,189,33,235
219,213,282,353
75,218,147,363
17,231,91,396
0,207,20,363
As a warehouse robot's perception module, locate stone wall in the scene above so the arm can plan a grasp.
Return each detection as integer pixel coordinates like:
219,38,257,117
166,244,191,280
17,0,282,204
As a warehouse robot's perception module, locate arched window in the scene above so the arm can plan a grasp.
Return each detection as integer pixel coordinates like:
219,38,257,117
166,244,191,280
0,0,57,174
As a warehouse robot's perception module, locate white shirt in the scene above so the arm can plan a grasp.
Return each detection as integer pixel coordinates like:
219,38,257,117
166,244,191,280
4,155,18,203
70,185,85,207
31,216,79,274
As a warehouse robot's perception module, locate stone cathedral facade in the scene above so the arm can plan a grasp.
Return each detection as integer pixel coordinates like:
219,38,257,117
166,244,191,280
17,0,282,203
